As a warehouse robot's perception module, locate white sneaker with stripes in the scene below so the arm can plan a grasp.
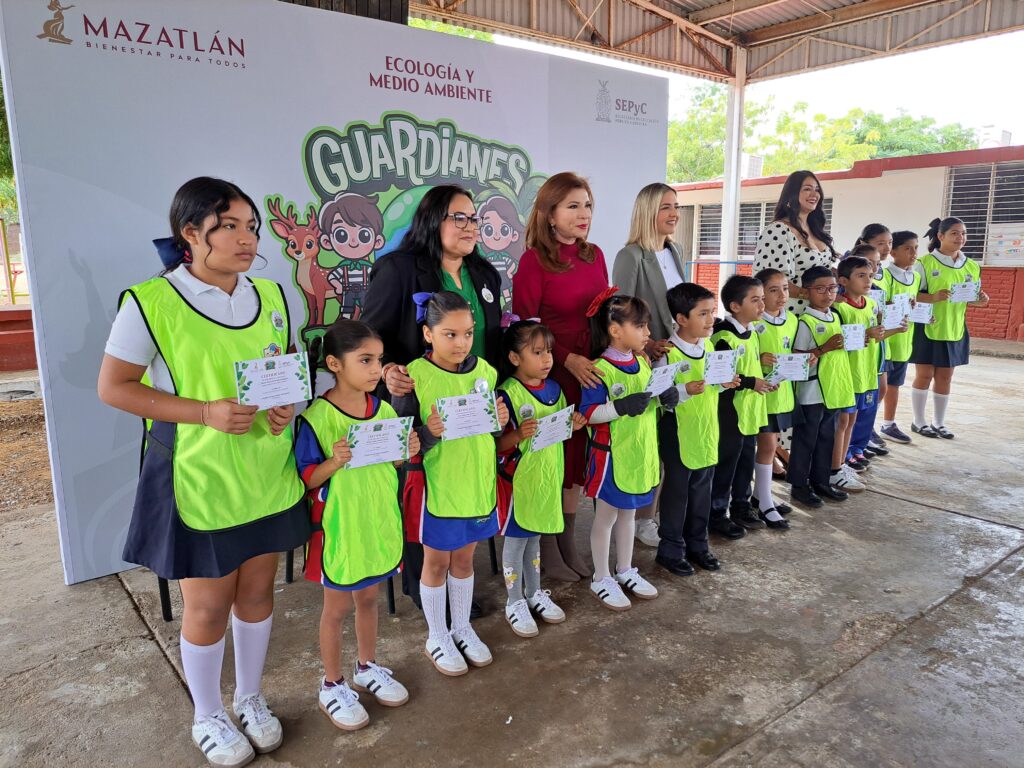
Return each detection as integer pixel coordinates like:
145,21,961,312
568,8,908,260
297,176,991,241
832,465,865,492
590,575,631,611
231,693,282,753
191,710,254,768
615,567,659,600
351,661,409,707
505,598,539,637
451,625,493,667
527,589,566,624
317,678,369,731
424,635,468,676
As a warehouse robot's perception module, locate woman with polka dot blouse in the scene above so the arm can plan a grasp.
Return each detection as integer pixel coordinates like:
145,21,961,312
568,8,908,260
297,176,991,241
754,171,838,315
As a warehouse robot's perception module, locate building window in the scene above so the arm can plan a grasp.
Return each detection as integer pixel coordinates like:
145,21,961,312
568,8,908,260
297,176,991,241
697,199,833,260
945,161,1024,264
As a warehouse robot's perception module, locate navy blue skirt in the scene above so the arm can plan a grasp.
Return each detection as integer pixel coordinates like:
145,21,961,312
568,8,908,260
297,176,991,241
122,420,312,581
908,323,970,368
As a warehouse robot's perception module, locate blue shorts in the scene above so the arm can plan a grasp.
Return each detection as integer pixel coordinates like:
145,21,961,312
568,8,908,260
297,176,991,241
421,508,499,552
840,390,878,414
886,360,909,387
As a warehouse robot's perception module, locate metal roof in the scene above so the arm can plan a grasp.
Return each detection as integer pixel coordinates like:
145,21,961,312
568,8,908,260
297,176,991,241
407,0,1024,82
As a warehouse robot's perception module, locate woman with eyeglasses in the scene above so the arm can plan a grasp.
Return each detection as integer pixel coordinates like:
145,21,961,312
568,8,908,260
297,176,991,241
512,171,611,583
361,184,503,612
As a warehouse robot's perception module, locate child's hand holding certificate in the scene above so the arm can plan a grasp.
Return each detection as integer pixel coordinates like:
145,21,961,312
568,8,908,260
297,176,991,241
436,392,500,440
767,353,811,385
234,352,312,410
345,417,414,469
909,302,934,324
704,349,739,386
645,361,683,397
949,281,981,303
529,405,575,452
841,323,866,351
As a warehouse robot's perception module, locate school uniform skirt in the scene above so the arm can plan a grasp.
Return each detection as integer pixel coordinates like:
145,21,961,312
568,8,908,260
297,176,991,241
908,323,970,368
122,420,312,581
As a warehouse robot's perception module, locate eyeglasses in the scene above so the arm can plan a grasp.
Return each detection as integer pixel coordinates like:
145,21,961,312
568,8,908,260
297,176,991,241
811,285,840,294
444,213,481,229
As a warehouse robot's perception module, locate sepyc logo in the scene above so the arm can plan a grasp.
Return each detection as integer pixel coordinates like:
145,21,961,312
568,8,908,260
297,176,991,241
595,79,658,128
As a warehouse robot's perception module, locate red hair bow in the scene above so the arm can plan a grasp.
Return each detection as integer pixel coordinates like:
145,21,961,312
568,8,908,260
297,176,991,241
585,285,621,318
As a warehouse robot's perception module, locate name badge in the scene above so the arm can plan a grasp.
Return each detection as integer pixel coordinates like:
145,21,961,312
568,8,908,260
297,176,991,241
481,287,495,304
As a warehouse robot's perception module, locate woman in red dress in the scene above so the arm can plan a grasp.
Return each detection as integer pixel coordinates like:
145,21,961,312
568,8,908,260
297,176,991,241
513,172,610,581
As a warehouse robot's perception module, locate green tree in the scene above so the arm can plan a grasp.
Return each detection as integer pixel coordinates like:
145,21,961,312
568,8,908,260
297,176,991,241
755,102,876,176
850,109,977,157
408,18,493,42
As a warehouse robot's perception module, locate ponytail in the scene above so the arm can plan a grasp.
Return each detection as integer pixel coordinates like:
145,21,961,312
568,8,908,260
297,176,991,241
926,217,963,253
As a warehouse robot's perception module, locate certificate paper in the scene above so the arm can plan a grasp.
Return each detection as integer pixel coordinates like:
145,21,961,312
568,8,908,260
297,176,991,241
437,392,500,440
869,287,886,307
645,361,683,396
950,281,980,303
346,417,413,469
882,303,908,331
529,405,575,453
767,353,811,385
704,349,739,386
909,302,934,324
234,352,312,410
841,323,866,351
892,293,913,316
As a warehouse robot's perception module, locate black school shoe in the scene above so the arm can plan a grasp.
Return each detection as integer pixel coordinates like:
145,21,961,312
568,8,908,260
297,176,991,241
709,517,746,539
655,554,695,577
686,551,721,571
732,508,767,530
790,486,823,508
811,483,849,502
752,497,792,516
758,510,791,530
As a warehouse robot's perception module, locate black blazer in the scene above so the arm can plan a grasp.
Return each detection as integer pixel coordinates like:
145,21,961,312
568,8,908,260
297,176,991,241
361,248,504,370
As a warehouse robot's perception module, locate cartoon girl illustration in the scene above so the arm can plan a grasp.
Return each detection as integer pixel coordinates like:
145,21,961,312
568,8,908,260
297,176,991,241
318,193,386,320
476,195,526,310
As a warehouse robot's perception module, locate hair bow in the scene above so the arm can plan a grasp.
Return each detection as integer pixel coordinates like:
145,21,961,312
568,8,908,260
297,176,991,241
500,311,520,329
585,285,621,318
153,237,190,268
412,292,434,324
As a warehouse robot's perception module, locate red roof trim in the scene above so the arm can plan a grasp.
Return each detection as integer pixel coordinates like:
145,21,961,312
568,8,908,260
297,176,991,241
672,146,1024,192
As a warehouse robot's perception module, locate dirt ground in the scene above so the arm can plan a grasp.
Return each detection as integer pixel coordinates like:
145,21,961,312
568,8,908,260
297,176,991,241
0,400,52,515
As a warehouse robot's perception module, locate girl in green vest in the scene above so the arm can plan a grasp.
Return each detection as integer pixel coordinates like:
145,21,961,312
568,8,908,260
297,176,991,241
393,291,510,675
879,231,923,444
909,217,990,438
495,319,587,637
98,178,311,767
295,320,419,730
581,292,677,611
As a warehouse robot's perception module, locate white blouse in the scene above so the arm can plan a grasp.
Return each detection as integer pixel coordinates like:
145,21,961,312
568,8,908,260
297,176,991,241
753,220,836,315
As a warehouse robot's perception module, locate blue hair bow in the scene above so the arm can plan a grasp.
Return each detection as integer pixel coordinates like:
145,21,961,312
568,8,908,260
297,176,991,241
153,237,189,268
412,292,434,324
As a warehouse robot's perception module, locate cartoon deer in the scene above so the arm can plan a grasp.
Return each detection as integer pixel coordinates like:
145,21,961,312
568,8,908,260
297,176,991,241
267,198,337,327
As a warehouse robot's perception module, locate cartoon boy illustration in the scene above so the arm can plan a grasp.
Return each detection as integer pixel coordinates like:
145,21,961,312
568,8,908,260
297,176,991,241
476,195,526,310
318,192,386,320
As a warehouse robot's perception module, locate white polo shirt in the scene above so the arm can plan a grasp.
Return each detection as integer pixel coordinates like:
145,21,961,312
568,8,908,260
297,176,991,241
104,265,263,394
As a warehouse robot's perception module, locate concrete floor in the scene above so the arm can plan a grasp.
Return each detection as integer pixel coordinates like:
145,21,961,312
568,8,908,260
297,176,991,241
2,355,1023,768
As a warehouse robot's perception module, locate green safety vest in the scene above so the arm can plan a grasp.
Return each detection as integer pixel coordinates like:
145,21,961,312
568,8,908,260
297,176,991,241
753,312,798,417
919,252,981,342
834,298,880,394
498,377,566,534
407,356,498,518
799,313,855,410
592,357,659,495
710,326,768,436
124,276,304,532
880,267,921,363
299,397,403,587
665,342,719,470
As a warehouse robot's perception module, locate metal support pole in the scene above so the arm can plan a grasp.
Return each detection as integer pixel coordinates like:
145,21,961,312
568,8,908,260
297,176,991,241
720,47,747,292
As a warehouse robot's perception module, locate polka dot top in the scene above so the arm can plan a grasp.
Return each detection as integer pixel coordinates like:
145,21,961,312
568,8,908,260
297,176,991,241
753,220,837,314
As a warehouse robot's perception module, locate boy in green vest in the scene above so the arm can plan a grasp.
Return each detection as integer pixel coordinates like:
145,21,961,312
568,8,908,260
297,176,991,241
789,266,855,508
709,275,776,538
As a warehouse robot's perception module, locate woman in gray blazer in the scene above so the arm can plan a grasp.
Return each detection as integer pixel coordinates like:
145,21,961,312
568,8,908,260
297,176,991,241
613,182,686,547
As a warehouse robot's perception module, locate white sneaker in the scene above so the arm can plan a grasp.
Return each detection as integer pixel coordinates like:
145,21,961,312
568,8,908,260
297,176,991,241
317,678,369,731
505,598,539,638
352,661,409,707
232,693,282,754
191,710,255,768
615,567,659,600
527,589,566,624
635,518,660,547
424,635,468,677
832,466,865,492
451,626,493,667
590,576,631,611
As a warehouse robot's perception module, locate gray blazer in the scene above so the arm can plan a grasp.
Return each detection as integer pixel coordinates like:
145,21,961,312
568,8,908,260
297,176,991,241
612,241,685,340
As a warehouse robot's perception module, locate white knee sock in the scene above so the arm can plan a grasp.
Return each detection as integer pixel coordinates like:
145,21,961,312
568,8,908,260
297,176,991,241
612,508,637,573
447,573,474,633
911,387,929,428
420,581,448,641
754,462,775,512
933,393,949,427
180,635,225,719
590,501,619,581
231,613,272,702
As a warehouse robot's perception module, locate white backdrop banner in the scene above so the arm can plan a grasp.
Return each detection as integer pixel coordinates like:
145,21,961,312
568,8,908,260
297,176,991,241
0,0,667,583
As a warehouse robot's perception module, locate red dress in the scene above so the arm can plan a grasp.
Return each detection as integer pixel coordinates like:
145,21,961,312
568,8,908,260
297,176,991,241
512,242,609,488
